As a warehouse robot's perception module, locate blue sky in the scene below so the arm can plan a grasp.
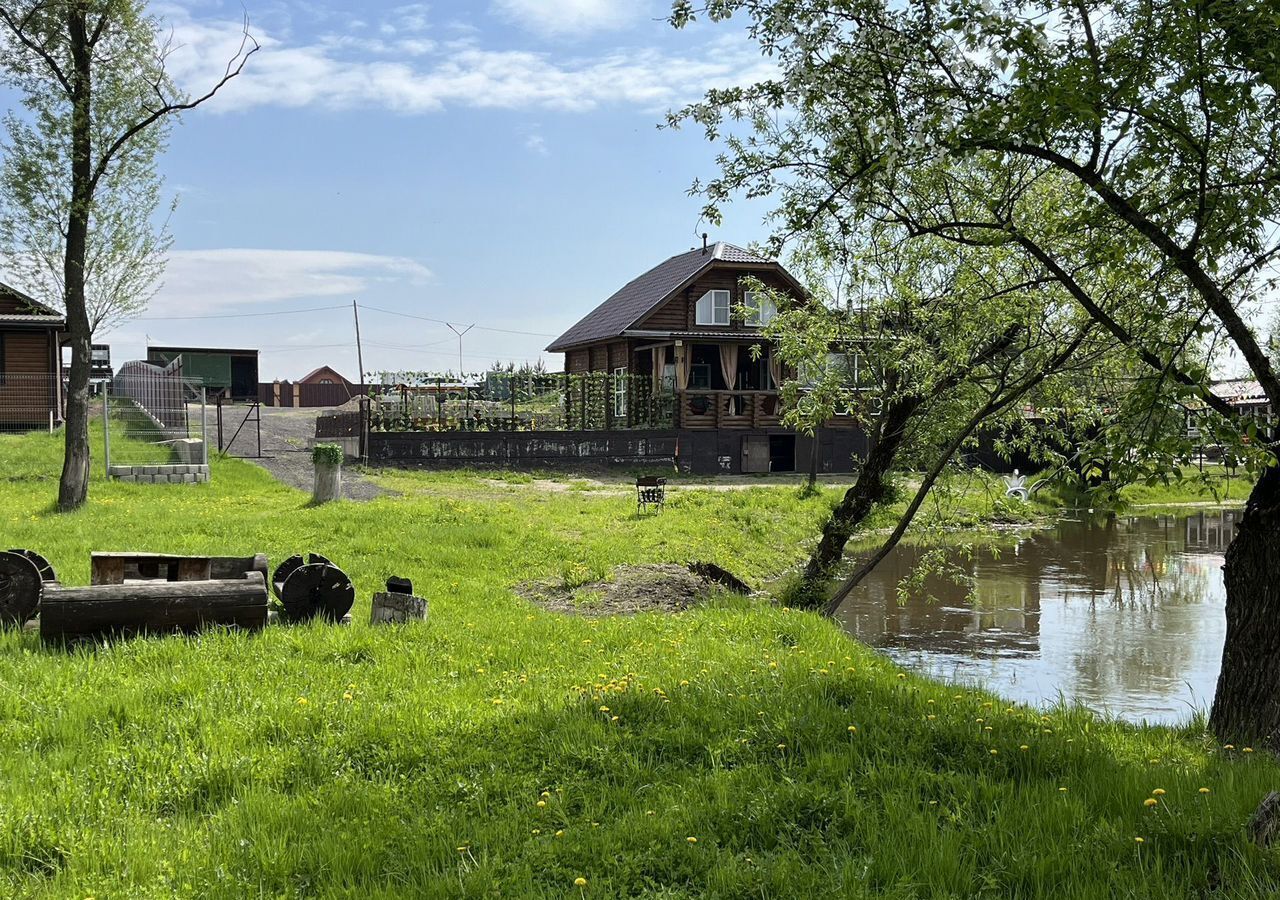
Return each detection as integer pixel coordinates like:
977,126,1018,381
79,0,778,380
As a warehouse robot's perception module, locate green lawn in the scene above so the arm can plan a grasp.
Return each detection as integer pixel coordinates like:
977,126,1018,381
0,427,1275,898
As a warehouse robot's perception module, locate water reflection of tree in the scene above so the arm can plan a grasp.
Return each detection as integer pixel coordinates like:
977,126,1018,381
837,510,1226,664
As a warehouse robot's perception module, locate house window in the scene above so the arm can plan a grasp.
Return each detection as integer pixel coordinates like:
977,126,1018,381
695,289,731,326
802,351,873,389
744,291,777,327
612,367,627,417
320,378,334,384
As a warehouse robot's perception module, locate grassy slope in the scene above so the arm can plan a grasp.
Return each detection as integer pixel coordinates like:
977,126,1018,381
0,429,1276,898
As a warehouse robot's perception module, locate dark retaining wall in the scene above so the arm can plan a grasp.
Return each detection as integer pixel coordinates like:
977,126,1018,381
368,428,869,476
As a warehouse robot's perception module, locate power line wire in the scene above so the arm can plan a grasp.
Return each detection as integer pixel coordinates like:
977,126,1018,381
137,304,348,321
357,303,559,338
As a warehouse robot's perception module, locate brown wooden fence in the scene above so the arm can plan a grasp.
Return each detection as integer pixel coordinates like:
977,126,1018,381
259,381,369,408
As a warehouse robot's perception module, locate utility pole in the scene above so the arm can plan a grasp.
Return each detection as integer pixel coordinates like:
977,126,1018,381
352,300,366,387
447,322,474,379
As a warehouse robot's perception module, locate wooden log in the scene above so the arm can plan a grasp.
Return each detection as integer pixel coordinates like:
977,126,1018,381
370,591,427,625
1249,791,1280,849
91,552,212,586
278,563,354,623
312,461,342,504
0,551,43,627
209,553,269,582
40,572,268,641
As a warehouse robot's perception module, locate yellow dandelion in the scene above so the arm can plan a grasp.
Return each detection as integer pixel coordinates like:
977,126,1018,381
599,706,609,712
1199,787,1211,795
555,830,565,838
536,800,546,808
532,828,541,835
1151,789,1166,796
1019,745,1029,751
342,692,353,701
574,876,588,887
686,836,697,843
1058,787,1068,793
1224,744,1235,750
1143,798,1158,808
897,673,907,680
456,846,468,853
847,725,857,733
646,809,655,815
1135,837,1144,844
296,697,308,706
1244,747,1255,753
927,714,936,720
680,680,689,687
989,749,999,756
541,790,551,797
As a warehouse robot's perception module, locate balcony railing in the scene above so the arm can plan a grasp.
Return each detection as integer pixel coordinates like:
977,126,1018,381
677,390,784,429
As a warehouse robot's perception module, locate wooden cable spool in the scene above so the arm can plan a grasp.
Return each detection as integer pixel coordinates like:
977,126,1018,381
272,553,333,600
278,562,354,623
0,551,46,627
6,549,57,584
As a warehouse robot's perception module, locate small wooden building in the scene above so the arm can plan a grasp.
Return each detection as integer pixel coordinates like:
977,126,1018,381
147,345,260,401
298,365,353,388
0,282,64,431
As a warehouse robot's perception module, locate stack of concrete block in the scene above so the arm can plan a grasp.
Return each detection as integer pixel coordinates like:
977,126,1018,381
108,464,210,484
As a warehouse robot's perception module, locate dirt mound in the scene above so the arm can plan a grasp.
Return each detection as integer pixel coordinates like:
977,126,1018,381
518,563,753,617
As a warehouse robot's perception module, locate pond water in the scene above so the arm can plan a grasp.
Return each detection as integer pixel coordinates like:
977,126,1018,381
833,510,1241,725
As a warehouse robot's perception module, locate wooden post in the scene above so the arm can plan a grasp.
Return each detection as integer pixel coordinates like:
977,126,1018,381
313,460,342,503
370,592,428,625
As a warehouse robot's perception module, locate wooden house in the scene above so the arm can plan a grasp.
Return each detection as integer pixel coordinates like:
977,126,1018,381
546,241,863,473
298,365,353,388
0,282,64,431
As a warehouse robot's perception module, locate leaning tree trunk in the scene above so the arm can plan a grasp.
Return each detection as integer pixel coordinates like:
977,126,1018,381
57,10,95,513
1209,464,1280,751
795,396,921,602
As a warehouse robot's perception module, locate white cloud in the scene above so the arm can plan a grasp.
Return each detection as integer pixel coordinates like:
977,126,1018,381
492,0,648,38
159,10,773,116
523,132,548,155
150,248,432,314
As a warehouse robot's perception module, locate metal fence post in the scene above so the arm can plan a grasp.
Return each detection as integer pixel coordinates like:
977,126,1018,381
200,386,208,467
102,388,111,475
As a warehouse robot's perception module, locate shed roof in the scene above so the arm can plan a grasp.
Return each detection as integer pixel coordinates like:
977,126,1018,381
546,242,794,352
0,281,64,327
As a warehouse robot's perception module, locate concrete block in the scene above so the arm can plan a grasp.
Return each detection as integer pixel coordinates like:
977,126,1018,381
108,465,132,478
118,474,136,483
173,438,205,465
181,473,196,483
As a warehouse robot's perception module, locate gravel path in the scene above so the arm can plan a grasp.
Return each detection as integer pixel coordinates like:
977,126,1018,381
216,405,387,501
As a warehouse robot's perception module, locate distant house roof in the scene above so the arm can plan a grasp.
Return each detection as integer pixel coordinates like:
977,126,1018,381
0,281,65,327
546,242,801,352
299,365,352,384
1211,378,1269,405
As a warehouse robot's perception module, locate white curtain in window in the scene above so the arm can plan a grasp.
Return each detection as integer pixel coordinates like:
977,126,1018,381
652,345,667,396
767,348,782,389
719,344,739,391
676,344,692,392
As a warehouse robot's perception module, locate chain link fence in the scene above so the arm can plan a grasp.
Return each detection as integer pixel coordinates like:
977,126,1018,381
0,374,61,434
105,361,209,484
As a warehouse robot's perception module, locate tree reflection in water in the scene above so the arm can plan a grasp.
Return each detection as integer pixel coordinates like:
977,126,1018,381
832,510,1238,724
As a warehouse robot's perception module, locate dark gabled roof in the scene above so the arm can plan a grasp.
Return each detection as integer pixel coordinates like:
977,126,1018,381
546,242,787,352
0,280,64,325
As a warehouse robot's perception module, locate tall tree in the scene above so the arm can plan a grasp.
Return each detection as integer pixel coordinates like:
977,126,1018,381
0,1,255,510
671,0,1280,747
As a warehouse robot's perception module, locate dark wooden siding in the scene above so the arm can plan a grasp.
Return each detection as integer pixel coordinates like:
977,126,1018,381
589,345,608,372
608,342,629,371
566,350,589,374
636,266,801,334
0,331,55,425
